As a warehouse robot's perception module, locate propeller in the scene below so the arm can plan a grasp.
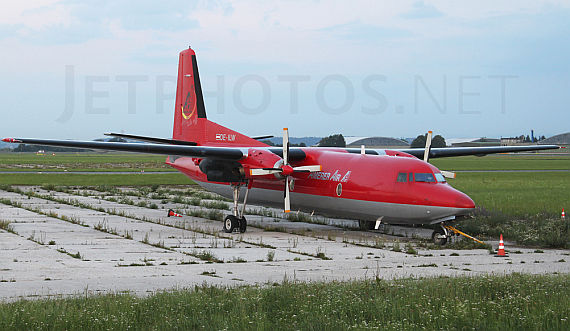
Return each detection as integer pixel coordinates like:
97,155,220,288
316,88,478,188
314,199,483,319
440,170,456,179
423,131,456,179
249,128,322,212
423,131,433,163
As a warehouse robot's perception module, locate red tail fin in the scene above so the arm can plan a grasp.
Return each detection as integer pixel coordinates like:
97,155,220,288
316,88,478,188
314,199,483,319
172,48,266,147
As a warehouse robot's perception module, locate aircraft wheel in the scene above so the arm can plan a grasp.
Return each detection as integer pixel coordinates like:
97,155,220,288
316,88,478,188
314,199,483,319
239,217,247,233
223,215,238,233
432,228,447,246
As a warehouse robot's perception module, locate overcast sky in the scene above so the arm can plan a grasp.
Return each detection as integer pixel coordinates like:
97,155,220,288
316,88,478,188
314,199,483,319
1,0,568,140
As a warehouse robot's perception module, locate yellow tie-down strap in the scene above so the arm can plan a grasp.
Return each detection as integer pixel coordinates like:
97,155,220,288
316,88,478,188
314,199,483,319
443,225,485,244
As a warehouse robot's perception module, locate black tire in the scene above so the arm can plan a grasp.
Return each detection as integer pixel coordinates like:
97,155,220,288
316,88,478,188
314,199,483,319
224,215,237,233
358,220,374,231
239,217,247,233
432,228,447,246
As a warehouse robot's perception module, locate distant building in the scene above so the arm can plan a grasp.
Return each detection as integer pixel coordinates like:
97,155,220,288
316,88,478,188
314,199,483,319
345,136,409,149
539,132,570,150
447,138,500,147
500,136,525,146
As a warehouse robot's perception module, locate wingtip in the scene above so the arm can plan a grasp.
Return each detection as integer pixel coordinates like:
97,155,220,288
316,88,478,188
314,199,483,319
2,138,21,143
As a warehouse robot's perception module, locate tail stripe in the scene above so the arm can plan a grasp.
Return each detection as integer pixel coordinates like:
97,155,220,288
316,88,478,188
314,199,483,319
191,55,207,119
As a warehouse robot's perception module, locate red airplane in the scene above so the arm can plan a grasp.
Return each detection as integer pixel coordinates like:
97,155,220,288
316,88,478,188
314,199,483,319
3,47,560,245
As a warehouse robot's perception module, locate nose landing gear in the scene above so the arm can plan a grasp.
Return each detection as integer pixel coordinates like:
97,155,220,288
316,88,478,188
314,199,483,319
432,223,484,246
432,225,448,246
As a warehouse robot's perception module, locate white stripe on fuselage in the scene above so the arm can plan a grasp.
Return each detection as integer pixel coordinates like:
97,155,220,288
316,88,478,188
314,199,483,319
196,181,470,225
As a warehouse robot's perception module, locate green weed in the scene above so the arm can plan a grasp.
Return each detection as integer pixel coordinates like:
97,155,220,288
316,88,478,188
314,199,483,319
0,274,567,330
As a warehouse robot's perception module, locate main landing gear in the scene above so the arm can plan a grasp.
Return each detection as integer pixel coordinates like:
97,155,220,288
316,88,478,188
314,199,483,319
223,182,251,233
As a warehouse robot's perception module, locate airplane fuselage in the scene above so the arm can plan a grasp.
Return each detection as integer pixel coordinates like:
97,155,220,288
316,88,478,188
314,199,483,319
167,147,475,225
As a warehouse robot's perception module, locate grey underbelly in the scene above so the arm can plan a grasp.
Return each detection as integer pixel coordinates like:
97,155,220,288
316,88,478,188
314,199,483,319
196,182,467,224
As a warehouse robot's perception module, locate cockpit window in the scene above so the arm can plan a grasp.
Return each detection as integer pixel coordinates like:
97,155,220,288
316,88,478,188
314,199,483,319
396,172,407,182
434,173,446,183
414,173,435,182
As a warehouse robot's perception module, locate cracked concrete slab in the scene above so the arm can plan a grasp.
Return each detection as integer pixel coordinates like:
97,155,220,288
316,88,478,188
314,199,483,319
0,186,568,302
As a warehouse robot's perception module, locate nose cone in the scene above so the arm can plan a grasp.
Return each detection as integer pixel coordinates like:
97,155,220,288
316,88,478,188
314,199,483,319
455,191,475,209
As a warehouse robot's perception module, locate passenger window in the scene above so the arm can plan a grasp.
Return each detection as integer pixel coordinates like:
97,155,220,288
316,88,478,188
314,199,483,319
414,173,435,182
396,173,407,182
408,173,414,182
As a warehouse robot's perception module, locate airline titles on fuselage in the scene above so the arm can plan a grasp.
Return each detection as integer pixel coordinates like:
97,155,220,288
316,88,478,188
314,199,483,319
308,170,351,183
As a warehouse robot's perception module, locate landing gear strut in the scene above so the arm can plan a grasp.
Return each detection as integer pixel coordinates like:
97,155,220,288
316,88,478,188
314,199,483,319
223,181,251,233
358,220,375,231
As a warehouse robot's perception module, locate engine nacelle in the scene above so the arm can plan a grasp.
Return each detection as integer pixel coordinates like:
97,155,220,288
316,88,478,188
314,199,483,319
199,158,244,182
242,149,284,179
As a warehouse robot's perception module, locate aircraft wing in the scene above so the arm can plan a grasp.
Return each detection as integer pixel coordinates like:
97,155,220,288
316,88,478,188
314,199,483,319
2,138,244,159
393,145,561,159
3,137,560,161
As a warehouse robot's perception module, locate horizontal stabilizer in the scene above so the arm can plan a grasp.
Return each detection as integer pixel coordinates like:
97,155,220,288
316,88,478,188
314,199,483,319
251,135,274,140
104,133,197,146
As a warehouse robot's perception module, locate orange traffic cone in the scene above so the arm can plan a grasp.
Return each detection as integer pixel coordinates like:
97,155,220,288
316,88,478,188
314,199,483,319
496,234,507,257
167,209,182,217
562,208,566,219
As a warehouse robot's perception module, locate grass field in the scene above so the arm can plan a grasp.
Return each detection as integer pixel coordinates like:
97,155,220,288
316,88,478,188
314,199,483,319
432,154,570,171
0,274,567,330
1,152,567,171
450,171,569,216
0,152,175,172
447,171,569,248
0,173,191,186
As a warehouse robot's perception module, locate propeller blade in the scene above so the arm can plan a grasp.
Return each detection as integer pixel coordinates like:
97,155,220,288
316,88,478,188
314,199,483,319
284,177,291,213
283,128,289,165
424,130,433,162
293,165,322,173
441,170,456,179
250,168,282,176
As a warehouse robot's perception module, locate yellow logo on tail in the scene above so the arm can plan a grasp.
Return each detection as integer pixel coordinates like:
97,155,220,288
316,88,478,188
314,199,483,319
181,91,197,120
